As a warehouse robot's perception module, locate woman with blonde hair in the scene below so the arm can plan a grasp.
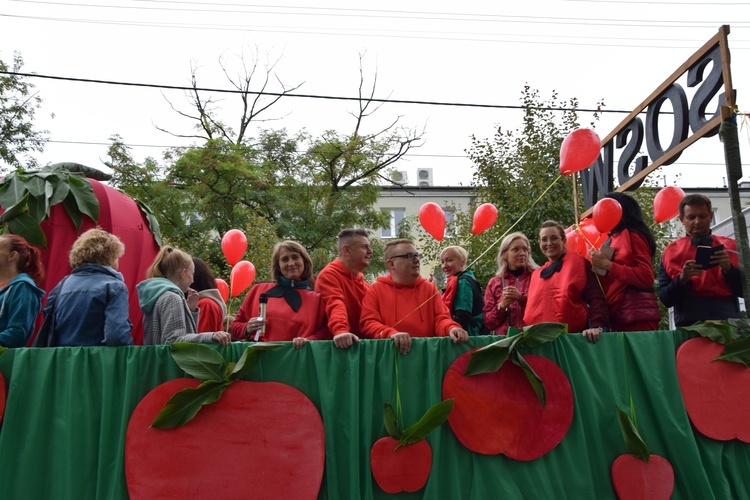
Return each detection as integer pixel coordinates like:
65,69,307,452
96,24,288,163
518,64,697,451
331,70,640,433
438,245,485,336
231,240,330,347
41,228,133,346
137,246,230,345
483,232,538,335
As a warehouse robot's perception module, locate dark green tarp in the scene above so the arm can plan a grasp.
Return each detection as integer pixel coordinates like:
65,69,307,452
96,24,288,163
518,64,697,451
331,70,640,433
0,331,747,498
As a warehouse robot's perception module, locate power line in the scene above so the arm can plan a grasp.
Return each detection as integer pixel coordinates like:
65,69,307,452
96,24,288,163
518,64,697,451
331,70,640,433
1,70,632,113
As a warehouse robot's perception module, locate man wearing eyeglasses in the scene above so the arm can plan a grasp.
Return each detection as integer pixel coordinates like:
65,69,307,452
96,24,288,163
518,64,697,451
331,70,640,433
359,238,469,354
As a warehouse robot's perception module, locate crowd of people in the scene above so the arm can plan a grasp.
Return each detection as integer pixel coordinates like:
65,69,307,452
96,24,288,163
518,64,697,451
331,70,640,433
0,193,743,351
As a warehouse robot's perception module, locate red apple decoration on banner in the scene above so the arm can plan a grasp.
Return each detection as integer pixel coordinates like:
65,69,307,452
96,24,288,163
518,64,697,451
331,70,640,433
125,343,326,499
676,335,750,442
559,128,602,175
419,202,446,241
611,454,674,500
593,198,623,233
230,260,256,297
442,323,573,460
221,229,247,266
653,186,685,223
471,203,498,235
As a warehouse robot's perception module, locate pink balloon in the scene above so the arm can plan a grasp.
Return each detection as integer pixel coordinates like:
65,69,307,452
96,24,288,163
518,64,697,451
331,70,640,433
471,203,498,235
593,198,623,233
230,261,256,297
419,202,446,241
221,229,247,266
559,128,602,175
653,186,686,223
215,278,229,303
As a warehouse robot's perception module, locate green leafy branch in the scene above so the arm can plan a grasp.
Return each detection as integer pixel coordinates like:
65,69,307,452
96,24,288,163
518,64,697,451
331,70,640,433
464,322,568,406
615,405,650,462
0,164,99,246
679,319,750,366
382,399,454,451
151,342,280,429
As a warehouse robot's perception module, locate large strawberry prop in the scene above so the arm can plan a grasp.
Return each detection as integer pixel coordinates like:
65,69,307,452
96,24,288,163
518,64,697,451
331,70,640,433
126,343,326,499
676,320,750,442
442,323,574,460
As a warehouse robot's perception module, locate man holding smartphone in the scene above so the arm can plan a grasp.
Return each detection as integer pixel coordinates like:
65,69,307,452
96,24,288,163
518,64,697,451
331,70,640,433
659,194,743,326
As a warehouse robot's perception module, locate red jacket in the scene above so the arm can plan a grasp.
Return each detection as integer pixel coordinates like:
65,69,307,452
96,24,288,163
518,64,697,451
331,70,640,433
524,252,608,334
662,235,739,300
230,282,331,342
314,259,370,337
196,290,226,333
483,268,532,335
359,275,461,339
600,230,656,309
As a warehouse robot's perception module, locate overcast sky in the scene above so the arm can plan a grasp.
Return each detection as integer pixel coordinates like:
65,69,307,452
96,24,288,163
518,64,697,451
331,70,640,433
2,0,749,188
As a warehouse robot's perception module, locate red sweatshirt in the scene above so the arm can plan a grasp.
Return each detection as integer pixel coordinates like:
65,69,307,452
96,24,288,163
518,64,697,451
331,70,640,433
314,259,370,337
230,282,331,342
359,274,461,339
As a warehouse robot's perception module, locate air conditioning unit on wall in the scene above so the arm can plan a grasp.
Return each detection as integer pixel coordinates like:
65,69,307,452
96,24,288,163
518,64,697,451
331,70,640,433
417,168,433,187
390,170,408,184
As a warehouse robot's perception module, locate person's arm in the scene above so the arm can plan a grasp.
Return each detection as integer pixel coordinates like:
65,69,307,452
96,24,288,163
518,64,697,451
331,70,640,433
102,283,133,346
304,294,333,341
482,278,505,330
452,277,476,330
658,261,687,309
315,271,354,336
0,285,40,347
359,288,396,339
230,287,257,340
433,292,463,337
607,232,655,289
157,293,214,344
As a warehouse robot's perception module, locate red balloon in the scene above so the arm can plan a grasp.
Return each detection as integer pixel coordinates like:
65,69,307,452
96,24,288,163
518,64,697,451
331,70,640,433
215,278,229,303
559,128,602,175
230,261,256,297
593,198,623,233
579,218,605,250
565,227,586,257
221,229,247,266
419,202,446,241
653,186,685,223
471,203,498,235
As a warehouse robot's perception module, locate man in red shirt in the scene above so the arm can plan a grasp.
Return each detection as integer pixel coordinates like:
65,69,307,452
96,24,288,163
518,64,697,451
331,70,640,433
659,194,743,326
315,228,373,348
359,238,468,354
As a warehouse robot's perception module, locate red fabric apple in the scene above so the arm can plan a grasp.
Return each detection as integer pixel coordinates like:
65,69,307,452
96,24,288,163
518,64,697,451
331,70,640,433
676,336,750,442
611,454,674,499
370,438,432,494
443,350,573,460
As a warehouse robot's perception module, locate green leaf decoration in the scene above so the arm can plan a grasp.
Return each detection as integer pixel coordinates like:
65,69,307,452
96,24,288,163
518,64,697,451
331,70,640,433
62,193,83,229
25,176,46,198
150,379,231,429
170,343,228,381
67,175,100,222
727,318,750,339
0,346,7,356
383,402,402,440
678,321,738,345
0,176,26,208
464,334,522,376
27,193,48,222
0,194,30,224
512,350,547,407
615,405,650,462
507,326,522,337
518,322,568,348
49,180,70,207
228,343,282,381
136,199,163,247
715,336,750,367
397,399,454,449
7,213,46,247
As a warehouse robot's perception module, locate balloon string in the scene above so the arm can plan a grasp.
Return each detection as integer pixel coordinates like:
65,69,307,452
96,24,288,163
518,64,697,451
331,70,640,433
572,224,606,295
390,174,564,332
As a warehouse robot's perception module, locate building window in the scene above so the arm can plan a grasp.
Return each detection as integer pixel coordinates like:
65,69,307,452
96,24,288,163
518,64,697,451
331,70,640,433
444,207,454,237
382,208,405,238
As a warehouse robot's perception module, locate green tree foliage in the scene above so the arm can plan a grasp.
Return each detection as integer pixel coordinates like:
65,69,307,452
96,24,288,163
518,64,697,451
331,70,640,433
0,53,48,171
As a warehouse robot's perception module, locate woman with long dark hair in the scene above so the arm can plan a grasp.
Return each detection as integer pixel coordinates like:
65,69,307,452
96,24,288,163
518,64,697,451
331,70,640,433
590,192,660,332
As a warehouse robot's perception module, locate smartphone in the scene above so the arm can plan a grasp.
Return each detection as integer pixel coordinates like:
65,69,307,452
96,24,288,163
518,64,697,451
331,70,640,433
695,244,724,270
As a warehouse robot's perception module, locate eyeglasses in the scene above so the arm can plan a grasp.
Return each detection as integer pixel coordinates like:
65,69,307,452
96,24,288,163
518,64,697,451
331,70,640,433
389,253,422,261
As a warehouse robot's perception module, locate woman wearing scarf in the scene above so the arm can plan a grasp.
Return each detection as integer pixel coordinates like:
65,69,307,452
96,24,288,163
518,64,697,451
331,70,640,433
483,232,538,336
231,240,331,348
438,246,485,336
523,221,609,343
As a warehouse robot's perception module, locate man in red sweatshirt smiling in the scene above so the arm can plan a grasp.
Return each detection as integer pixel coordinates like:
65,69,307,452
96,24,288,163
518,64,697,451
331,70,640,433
359,238,468,354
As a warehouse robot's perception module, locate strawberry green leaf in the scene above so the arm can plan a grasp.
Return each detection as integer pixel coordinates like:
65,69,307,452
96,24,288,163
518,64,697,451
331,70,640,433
678,321,737,345
727,318,750,338
170,343,228,381
383,402,402,440
7,213,46,247
616,405,650,462
464,335,522,376
0,194,29,224
518,322,568,348
715,336,750,367
62,193,83,229
67,174,100,222
397,399,454,449
151,379,231,429
512,350,546,407
507,326,522,337
229,343,282,381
